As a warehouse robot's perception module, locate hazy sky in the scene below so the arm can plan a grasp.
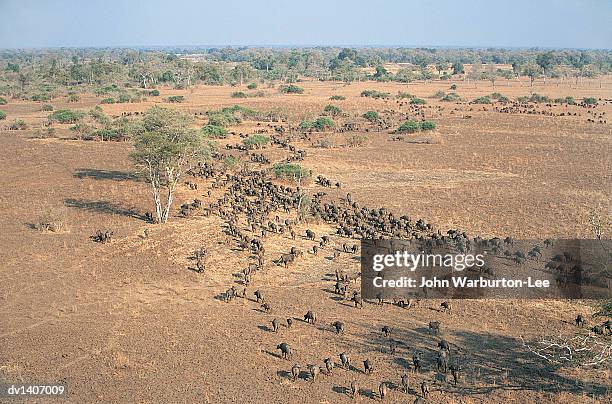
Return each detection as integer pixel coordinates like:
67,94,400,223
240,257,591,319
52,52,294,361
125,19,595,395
1,0,610,49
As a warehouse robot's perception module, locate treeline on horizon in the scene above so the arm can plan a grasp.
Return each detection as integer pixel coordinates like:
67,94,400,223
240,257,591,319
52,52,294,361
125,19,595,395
0,47,610,100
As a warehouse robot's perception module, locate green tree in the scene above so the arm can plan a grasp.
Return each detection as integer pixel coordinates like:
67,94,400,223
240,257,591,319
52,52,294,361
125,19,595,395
451,62,465,75
131,107,210,223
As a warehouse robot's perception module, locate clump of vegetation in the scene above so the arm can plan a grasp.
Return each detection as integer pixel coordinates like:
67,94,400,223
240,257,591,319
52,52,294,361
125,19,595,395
395,120,420,133
67,93,80,102
41,103,54,111
279,84,304,94
396,92,414,99
149,89,160,96
231,91,247,98
419,120,437,131
433,90,446,98
441,92,461,102
243,134,270,148
32,206,67,232
329,95,345,100
0,97,7,105
472,95,492,104
166,95,185,103
323,104,342,117
410,98,426,105
48,109,85,123
361,90,390,99
347,134,368,147
9,119,27,130
0,111,6,120
300,117,334,131
101,98,115,104
272,163,310,180
247,83,257,90
201,124,228,138
396,120,437,133
491,93,510,103
31,93,52,102
554,96,575,105
362,110,379,122
518,93,550,103
208,112,241,127
583,97,598,105
224,155,240,168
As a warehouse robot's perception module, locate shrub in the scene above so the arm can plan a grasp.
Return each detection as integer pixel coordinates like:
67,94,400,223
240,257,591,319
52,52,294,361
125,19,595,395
247,83,257,90
361,90,390,99
554,96,575,105
279,84,304,94
166,95,185,103
208,112,240,127
433,90,446,98
41,104,54,111
101,98,115,104
583,97,597,105
530,93,550,103
0,111,6,120
299,120,314,130
9,119,27,130
67,94,80,102
31,93,52,102
313,117,334,131
396,120,420,133
329,95,345,100
201,124,228,138
49,109,85,123
0,97,7,105
118,93,131,103
419,120,437,131
251,91,265,97
273,163,310,180
441,92,461,102
149,89,160,96
363,110,379,122
410,98,426,105
231,91,247,98
450,84,457,90
323,104,342,116
243,134,270,148
396,92,414,99
224,155,240,168
347,134,368,147
491,93,510,103
472,96,492,104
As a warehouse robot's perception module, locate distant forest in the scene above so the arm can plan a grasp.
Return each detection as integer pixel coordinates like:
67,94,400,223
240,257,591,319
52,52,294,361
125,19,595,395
1,47,610,99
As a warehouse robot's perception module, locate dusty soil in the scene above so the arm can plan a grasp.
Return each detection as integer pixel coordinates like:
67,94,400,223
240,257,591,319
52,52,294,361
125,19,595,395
0,78,610,403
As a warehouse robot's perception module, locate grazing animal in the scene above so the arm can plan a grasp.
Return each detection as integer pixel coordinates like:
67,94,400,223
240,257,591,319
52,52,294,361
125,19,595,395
277,343,291,359
401,373,409,393
382,325,391,338
306,229,316,240
412,352,422,373
291,364,300,381
271,318,279,332
363,359,374,374
254,290,264,303
332,321,344,334
379,382,388,399
304,310,316,324
575,314,584,327
350,380,358,398
437,339,450,354
441,301,451,312
261,303,271,313
450,364,461,385
429,321,440,334
286,318,293,329
437,352,448,373
421,381,430,398
352,293,364,308
324,357,334,374
339,352,350,369
309,364,320,382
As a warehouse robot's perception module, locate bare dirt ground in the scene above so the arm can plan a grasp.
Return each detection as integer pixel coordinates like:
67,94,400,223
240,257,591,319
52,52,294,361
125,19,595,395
0,78,611,403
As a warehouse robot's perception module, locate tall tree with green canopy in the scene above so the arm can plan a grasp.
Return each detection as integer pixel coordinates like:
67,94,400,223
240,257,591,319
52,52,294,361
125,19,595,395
131,106,211,223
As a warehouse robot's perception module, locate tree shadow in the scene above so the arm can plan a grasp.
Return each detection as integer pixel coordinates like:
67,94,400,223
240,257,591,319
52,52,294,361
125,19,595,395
74,168,141,182
64,198,146,220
